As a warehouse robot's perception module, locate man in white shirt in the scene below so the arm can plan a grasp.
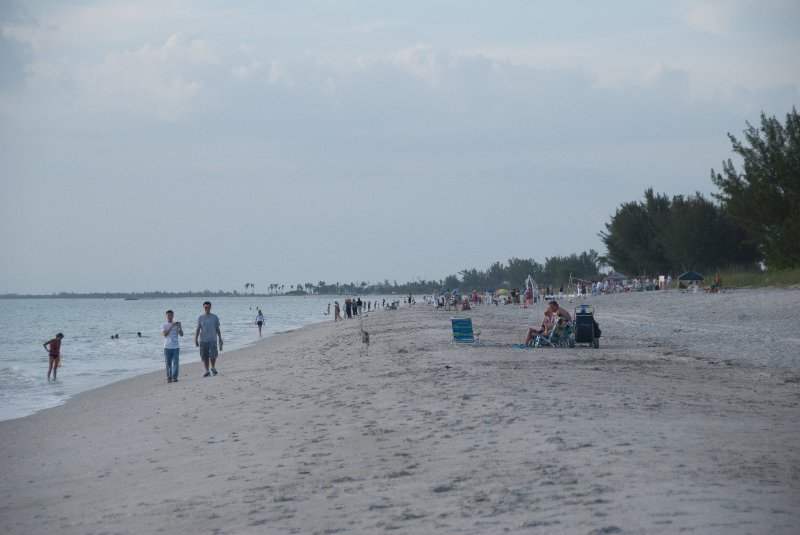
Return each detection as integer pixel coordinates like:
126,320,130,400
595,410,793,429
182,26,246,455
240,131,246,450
162,310,183,383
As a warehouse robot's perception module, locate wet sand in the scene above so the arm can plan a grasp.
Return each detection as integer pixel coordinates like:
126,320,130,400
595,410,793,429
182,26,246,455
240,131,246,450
1,289,798,534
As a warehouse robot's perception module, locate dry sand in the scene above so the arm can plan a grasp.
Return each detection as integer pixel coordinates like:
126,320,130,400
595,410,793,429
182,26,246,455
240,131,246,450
1,289,799,534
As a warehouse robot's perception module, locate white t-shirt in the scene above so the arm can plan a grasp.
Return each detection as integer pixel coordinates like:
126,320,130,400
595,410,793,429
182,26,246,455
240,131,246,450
163,322,180,349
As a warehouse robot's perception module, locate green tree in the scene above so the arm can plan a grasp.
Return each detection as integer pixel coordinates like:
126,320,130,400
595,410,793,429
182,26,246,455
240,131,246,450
506,258,542,288
544,250,602,287
712,108,800,268
485,262,507,288
459,268,485,290
601,189,760,275
661,193,759,272
443,274,460,290
600,194,663,275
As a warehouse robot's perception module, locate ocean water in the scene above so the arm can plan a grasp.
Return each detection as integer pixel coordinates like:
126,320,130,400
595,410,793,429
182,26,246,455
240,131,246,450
0,295,368,421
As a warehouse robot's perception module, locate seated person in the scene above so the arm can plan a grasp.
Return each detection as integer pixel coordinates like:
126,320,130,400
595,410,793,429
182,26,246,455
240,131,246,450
461,299,471,311
524,308,554,345
710,274,722,292
548,300,572,323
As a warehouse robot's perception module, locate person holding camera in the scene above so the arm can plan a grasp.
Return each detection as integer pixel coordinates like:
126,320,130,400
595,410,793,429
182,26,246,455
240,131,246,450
162,310,183,383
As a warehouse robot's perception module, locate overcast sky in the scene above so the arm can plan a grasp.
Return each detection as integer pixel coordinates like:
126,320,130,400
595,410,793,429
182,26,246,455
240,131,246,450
1,1,798,294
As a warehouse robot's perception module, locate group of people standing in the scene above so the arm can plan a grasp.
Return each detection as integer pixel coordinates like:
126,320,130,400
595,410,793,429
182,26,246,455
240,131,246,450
44,301,225,384
161,301,223,382
332,298,378,321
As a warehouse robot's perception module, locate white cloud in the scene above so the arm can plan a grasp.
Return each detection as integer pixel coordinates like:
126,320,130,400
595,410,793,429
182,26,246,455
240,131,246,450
393,43,453,87
681,1,739,37
230,59,262,79
161,31,219,65
641,61,690,93
73,31,219,119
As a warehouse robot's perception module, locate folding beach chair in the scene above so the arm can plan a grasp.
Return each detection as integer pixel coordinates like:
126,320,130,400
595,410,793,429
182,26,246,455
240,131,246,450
534,317,574,348
451,317,481,346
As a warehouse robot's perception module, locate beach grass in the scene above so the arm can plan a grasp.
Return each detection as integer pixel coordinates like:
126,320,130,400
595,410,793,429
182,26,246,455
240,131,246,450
717,267,800,288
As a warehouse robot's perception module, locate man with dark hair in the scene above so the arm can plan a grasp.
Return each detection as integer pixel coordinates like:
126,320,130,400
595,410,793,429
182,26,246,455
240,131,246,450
548,300,573,322
162,310,183,383
195,301,223,377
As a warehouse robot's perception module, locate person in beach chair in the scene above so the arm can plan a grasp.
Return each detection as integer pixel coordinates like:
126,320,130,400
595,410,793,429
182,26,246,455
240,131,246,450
525,301,574,348
534,316,575,348
708,274,722,293
524,308,555,346
451,317,481,346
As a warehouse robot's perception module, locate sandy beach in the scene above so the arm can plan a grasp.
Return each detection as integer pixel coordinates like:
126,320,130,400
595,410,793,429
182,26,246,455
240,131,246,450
1,289,799,534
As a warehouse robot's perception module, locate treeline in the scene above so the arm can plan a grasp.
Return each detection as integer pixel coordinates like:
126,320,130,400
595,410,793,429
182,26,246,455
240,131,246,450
600,189,760,275
601,107,799,275
327,251,603,295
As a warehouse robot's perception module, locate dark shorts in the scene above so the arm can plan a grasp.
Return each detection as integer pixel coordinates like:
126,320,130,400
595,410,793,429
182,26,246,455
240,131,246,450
256,321,263,326
199,341,218,362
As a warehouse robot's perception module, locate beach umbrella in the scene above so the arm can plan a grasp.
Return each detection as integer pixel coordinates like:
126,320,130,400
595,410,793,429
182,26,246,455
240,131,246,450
495,289,509,296
677,271,704,281
605,272,627,282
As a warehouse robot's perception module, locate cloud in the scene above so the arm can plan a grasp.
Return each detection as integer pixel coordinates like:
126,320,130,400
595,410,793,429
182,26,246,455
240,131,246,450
678,0,799,39
70,31,220,120
642,61,690,93
393,43,452,86
230,59,262,79
681,1,742,37
0,0,37,90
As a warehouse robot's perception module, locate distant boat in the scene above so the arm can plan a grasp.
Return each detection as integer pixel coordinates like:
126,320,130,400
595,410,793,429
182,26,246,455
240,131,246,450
124,298,139,301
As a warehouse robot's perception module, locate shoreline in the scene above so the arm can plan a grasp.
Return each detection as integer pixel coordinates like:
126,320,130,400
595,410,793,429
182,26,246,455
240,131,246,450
1,289,799,533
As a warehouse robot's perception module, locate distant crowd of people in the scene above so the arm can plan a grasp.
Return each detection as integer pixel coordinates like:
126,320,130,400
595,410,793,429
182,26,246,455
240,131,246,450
329,298,401,322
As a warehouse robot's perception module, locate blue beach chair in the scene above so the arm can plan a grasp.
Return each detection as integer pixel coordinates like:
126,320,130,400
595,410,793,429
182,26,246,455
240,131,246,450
451,317,481,346
535,317,575,348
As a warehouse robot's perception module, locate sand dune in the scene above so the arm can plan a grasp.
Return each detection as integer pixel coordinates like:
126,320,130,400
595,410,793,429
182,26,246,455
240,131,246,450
1,289,798,534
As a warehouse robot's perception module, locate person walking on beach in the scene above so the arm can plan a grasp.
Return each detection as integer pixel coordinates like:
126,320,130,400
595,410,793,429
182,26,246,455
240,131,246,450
255,308,264,337
334,301,342,321
162,310,183,383
195,301,223,377
43,333,64,381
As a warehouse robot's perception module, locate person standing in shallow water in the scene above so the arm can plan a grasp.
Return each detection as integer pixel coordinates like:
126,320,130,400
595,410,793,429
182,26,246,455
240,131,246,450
255,308,264,337
162,310,183,383
43,333,64,381
195,301,223,377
